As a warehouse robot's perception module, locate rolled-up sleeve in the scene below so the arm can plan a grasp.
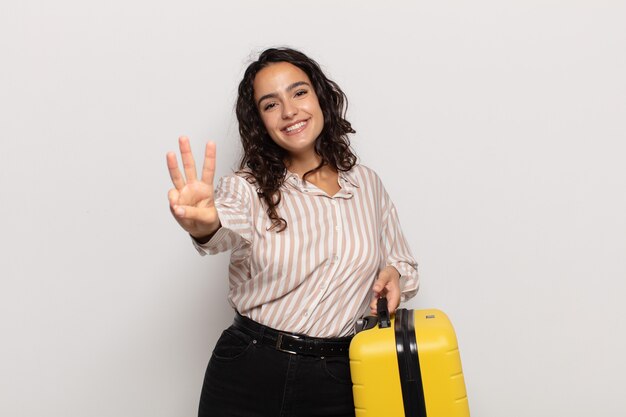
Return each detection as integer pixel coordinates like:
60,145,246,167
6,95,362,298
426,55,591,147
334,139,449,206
380,187,419,302
192,175,253,255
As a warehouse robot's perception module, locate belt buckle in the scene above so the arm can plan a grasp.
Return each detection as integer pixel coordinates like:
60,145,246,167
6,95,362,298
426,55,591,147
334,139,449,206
276,333,300,355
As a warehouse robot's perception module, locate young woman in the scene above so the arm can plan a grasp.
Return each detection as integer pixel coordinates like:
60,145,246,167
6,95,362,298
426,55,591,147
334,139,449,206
166,47,418,417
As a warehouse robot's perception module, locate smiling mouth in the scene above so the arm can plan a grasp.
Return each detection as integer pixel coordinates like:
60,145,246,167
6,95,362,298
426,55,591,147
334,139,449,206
282,120,308,134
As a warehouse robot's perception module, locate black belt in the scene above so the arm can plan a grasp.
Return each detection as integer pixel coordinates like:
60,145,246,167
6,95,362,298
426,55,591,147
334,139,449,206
232,313,352,357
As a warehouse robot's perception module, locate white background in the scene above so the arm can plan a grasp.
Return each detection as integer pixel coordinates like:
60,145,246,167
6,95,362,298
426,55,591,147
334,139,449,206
1,1,625,416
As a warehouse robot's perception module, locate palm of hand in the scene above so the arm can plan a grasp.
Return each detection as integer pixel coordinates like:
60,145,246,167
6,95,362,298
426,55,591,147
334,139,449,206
175,181,217,232
177,180,212,208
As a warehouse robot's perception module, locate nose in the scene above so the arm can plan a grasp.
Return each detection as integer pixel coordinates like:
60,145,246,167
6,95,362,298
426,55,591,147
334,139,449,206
281,100,298,119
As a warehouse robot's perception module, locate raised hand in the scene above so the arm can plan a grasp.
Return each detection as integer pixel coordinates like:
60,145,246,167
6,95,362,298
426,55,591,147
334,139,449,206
167,136,221,240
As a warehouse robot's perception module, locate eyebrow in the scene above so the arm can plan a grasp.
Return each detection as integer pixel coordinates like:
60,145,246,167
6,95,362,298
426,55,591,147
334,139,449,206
257,81,311,107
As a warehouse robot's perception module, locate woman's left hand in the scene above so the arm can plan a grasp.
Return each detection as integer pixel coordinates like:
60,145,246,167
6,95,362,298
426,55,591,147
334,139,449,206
370,266,401,315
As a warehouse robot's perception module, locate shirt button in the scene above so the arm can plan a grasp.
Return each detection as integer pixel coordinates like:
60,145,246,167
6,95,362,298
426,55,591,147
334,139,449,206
304,311,309,317
333,255,339,261
335,226,341,231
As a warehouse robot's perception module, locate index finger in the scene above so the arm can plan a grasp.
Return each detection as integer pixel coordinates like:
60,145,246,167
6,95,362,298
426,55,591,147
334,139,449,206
166,152,185,190
201,141,216,185
179,136,198,182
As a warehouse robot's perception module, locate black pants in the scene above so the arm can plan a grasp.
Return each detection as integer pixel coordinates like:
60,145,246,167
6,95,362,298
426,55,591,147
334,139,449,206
198,319,356,417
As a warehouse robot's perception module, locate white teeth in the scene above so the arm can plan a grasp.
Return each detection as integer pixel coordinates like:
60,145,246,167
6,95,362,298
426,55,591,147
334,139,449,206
285,121,306,132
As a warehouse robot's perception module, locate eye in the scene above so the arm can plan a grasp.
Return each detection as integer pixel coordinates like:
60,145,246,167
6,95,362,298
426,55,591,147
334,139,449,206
294,89,308,98
263,102,277,111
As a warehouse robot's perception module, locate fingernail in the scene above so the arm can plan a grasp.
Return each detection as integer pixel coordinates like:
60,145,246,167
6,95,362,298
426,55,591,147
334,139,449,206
175,207,185,216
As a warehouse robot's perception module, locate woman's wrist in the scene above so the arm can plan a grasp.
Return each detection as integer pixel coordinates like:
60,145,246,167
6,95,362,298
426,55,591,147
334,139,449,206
191,223,222,244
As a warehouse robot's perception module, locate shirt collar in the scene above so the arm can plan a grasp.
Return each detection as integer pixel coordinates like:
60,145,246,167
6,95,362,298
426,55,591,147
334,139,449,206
284,167,359,198
284,168,360,187
339,169,360,188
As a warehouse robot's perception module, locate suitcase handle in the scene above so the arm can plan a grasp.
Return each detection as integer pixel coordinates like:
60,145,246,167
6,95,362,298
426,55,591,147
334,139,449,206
377,297,391,328
354,297,392,333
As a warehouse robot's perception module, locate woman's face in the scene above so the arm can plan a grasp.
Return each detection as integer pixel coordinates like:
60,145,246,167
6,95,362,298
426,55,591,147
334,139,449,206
253,62,324,159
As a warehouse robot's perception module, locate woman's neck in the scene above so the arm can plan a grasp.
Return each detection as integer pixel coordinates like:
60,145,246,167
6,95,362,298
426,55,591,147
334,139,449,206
285,152,323,177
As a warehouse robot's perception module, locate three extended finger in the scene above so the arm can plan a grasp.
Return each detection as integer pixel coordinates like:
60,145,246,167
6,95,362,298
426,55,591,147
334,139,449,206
179,136,198,182
201,141,216,185
166,152,185,190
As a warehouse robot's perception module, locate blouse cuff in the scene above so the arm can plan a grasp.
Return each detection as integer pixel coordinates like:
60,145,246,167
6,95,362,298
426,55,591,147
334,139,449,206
191,227,233,255
389,261,419,303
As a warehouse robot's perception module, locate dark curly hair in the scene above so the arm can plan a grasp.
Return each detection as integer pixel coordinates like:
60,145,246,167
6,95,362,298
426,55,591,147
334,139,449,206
236,47,357,232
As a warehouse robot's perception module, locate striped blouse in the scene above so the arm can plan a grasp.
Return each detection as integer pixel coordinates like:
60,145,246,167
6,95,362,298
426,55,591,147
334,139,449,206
193,164,418,337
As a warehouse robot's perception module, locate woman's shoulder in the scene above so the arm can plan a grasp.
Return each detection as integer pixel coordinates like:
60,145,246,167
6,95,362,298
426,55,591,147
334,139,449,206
350,163,376,175
215,171,258,195
345,163,384,186
235,170,258,183
218,170,255,184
